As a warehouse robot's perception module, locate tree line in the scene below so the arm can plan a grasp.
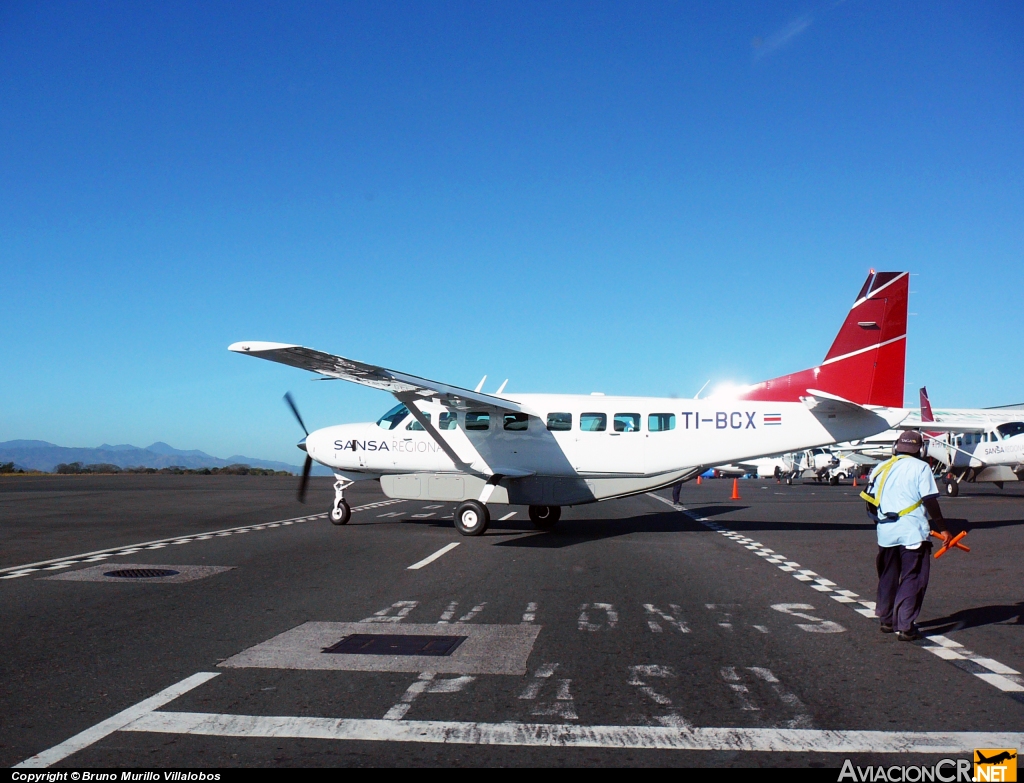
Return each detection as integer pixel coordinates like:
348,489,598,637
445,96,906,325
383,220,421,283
52,462,293,476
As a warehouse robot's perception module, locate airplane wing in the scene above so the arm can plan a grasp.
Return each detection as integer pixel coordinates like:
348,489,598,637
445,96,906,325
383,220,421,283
229,342,527,413
896,421,987,433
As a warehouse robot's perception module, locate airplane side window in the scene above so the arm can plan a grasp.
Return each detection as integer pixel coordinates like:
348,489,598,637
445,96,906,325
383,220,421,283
438,412,458,430
614,413,640,432
648,413,675,432
465,412,490,431
547,412,572,431
580,413,607,432
504,413,529,431
406,412,432,431
376,403,410,430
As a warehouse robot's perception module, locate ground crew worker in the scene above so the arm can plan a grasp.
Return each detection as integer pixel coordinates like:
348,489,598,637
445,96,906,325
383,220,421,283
863,430,952,641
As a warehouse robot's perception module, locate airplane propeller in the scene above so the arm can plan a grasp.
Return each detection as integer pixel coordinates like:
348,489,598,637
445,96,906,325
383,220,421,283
284,392,313,503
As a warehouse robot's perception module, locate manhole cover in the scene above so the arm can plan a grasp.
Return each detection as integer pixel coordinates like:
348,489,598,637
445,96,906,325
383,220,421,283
323,634,467,657
103,568,181,579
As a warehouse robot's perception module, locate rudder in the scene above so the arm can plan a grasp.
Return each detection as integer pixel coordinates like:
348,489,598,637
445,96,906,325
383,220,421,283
739,271,908,407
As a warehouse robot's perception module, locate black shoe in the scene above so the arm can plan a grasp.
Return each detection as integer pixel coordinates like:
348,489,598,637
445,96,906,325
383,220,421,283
879,623,894,634
897,629,923,642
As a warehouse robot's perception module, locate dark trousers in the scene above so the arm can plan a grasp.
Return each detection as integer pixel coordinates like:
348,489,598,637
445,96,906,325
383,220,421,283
875,543,932,632
672,481,682,503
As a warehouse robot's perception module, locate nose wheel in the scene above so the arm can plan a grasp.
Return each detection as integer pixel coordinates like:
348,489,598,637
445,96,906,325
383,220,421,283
330,478,353,525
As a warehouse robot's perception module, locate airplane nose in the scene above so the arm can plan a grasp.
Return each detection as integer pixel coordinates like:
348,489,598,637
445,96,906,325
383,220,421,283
297,438,307,452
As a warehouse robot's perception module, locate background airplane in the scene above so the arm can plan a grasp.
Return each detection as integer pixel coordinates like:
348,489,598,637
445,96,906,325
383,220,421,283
231,271,910,535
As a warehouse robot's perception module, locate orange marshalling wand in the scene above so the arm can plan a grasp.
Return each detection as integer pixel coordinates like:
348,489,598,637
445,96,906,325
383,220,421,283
931,530,969,559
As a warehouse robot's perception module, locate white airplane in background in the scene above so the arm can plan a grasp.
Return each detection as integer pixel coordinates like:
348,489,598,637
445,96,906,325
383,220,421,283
844,387,1024,462
230,270,911,536
913,389,1024,496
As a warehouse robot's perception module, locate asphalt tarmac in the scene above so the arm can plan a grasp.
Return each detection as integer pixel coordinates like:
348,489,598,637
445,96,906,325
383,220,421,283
2,474,1022,768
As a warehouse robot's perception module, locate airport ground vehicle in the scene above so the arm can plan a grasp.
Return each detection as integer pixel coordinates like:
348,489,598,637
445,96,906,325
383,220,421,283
231,271,910,535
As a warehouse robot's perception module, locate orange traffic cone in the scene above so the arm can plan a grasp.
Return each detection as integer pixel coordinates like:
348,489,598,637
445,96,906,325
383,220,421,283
853,476,858,487
696,475,702,485
731,478,741,500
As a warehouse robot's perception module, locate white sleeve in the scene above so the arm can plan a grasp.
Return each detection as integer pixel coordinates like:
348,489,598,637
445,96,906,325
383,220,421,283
918,461,939,498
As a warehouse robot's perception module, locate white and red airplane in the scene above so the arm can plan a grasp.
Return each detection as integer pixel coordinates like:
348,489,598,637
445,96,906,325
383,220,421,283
913,388,1024,496
230,270,910,535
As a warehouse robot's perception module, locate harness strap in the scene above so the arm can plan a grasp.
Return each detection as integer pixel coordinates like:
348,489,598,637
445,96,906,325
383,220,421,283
860,456,904,507
860,456,923,518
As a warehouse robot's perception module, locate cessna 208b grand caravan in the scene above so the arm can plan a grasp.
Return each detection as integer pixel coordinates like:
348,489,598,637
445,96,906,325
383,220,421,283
231,270,911,536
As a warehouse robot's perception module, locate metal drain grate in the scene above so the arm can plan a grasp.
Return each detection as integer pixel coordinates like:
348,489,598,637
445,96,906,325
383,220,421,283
103,568,181,579
323,634,467,657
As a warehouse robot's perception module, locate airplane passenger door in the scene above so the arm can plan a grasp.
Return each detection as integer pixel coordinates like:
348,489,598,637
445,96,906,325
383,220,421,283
573,412,644,475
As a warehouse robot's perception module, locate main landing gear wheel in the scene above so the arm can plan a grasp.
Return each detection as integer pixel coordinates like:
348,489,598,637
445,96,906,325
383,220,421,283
785,477,793,485
829,474,840,486
528,505,561,530
454,500,489,536
330,499,351,525
945,479,959,497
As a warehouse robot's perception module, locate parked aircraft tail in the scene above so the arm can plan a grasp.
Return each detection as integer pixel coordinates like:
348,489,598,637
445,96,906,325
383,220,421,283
740,271,908,408
920,387,935,423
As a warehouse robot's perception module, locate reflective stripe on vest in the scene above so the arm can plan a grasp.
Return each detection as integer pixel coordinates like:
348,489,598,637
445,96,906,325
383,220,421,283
859,456,924,518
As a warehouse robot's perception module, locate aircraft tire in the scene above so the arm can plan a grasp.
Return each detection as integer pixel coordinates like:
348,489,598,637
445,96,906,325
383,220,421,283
945,480,959,498
829,474,840,486
529,505,561,530
786,477,793,485
330,500,351,525
454,500,489,536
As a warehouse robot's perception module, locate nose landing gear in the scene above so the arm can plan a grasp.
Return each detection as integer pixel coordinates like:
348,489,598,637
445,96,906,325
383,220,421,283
330,478,353,525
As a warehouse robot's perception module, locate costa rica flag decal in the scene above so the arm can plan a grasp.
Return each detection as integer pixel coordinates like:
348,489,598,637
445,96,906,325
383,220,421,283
764,413,782,426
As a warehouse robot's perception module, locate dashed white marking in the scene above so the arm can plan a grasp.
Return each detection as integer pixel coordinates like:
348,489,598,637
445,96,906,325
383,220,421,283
648,492,1024,703
521,602,537,623
457,603,487,623
407,542,460,571
411,513,436,518
14,672,219,768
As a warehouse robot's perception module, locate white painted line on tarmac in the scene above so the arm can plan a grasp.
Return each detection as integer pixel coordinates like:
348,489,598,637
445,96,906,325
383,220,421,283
14,672,219,768
121,710,1024,753
499,512,517,521
0,500,407,580
647,492,1024,703
407,542,460,570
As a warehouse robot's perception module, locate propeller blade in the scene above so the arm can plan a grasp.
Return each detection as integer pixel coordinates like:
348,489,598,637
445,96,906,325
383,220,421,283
297,455,313,503
283,392,309,436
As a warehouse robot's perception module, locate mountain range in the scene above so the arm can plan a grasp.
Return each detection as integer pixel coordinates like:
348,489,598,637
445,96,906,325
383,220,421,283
0,440,332,475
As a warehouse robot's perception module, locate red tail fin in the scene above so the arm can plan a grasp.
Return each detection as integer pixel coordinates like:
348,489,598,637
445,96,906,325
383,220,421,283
740,271,908,407
919,387,934,423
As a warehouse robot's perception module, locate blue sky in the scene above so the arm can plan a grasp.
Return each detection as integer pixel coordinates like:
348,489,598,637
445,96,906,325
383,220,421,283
2,1,1021,464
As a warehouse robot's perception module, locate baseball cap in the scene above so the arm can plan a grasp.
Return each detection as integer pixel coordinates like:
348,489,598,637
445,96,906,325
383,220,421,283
895,430,924,454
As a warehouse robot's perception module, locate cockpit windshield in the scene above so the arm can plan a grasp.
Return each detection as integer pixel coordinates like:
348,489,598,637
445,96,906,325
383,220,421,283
996,422,1024,440
376,403,410,430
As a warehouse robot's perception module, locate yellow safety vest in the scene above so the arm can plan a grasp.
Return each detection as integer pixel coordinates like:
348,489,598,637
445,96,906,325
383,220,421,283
860,455,924,519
